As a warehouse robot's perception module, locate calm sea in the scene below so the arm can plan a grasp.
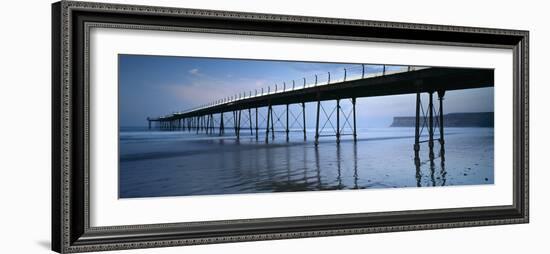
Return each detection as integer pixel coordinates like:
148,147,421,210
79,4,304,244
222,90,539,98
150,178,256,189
119,127,494,198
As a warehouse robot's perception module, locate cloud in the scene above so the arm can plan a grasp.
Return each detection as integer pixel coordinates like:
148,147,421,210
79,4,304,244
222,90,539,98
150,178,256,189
160,75,278,112
188,68,200,76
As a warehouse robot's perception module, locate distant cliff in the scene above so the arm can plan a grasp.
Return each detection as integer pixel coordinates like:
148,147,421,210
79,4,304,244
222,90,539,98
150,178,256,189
390,112,494,127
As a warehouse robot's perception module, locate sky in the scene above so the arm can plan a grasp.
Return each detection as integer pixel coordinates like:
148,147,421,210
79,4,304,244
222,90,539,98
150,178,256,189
119,54,494,127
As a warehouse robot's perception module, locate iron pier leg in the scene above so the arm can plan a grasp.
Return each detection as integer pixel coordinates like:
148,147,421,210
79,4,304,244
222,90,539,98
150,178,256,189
148,120,151,130
206,115,210,134
210,114,214,134
270,106,275,140
205,115,209,134
209,114,213,134
248,108,253,135
414,88,421,166
196,116,200,134
352,98,357,142
286,104,289,142
265,105,272,143
255,108,259,141
237,110,242,140
219,112,224,136
302,102,306,141
233,111,237,135
428,91,435,160
315,93,321,146
208,114,215,134
336,99,341,144
438,90,446,159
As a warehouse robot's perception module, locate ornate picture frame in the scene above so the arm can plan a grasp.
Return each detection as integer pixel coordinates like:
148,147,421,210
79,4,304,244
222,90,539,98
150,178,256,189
52,1,529,253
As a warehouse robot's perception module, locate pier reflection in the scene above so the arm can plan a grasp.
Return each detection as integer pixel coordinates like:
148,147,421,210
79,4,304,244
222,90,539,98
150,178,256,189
415,141,447,187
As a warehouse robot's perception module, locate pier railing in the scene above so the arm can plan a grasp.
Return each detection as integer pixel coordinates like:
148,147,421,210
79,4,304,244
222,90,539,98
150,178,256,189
156,64,425,118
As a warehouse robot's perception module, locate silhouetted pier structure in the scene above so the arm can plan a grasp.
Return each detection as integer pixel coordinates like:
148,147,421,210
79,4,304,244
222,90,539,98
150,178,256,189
148,65,493,165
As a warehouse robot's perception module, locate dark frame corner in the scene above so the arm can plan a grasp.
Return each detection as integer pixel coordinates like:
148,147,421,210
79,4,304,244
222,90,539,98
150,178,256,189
52,1,529,253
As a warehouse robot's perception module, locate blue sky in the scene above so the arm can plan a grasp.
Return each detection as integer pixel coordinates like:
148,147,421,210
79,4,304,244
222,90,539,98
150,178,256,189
119,55,494,127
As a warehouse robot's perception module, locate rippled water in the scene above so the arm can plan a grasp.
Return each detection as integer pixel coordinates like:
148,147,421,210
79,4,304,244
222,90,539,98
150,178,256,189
119,127,493,198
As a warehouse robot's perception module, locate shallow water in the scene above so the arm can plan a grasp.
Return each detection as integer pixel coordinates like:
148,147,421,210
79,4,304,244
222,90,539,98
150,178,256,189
119,127,493,198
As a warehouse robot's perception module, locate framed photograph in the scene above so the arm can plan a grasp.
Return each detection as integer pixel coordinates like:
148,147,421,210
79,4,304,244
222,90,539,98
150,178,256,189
52,1,529,253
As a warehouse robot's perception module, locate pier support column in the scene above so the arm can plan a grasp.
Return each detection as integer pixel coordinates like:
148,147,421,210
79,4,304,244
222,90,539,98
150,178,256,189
219,112,224,136
212,114,215,134
237,110,242,140
315,93,321,146
201,115,208,132
148,119,151,130
336,99,341,144
352,98,357,142
286,104,289,142
233,111,237,135
196,116,200,134
414,88,421,166
438,90,446,159
209,115,213,134
210,114,214,134
302,102,306,141
248,108,253,135
205,115,210,134
270,106,275,140
266,105,272,143
255,108,259,141
428,91,435,160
